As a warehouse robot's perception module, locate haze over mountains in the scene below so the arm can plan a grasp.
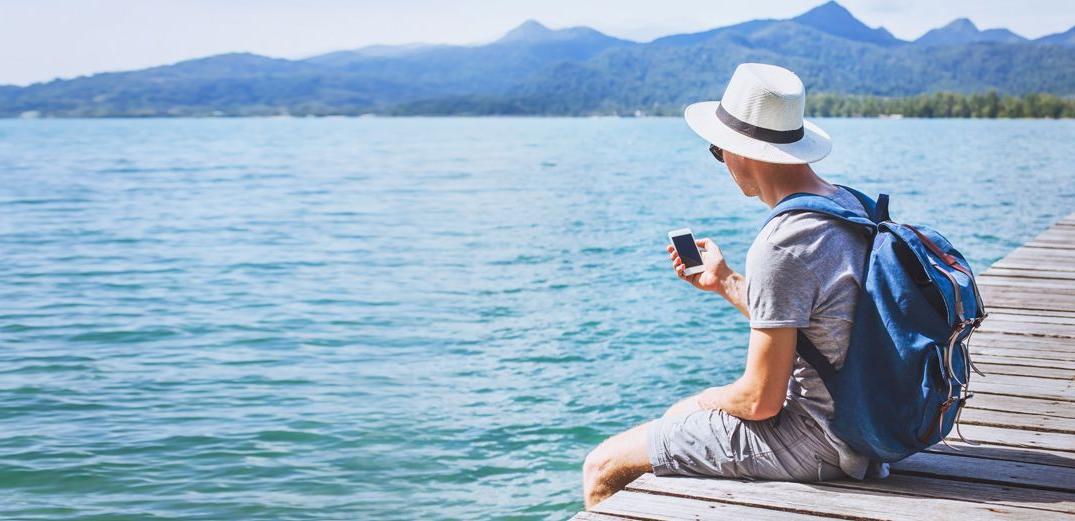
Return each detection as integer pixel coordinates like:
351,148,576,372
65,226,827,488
3,1,1074,117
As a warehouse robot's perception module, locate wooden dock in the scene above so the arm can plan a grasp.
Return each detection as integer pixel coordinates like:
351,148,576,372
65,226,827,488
575,212,1075,520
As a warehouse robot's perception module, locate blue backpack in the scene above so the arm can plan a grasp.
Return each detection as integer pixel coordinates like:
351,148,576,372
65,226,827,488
766,186,988,463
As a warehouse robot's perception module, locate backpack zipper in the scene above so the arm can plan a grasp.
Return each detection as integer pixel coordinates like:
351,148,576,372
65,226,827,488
930,259,965,323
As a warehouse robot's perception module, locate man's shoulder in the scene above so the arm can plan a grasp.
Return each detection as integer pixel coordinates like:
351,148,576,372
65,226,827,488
749,210,868,269
760,189,870,245
759,211,834,246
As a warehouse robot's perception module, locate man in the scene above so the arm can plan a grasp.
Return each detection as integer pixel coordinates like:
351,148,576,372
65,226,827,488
582,63,886,509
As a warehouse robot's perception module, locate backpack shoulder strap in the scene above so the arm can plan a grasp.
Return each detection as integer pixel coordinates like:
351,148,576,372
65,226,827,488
765,192,878,229
796,331,836,381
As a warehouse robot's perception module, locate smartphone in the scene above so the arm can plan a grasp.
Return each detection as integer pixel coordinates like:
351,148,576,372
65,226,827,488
668,228,705,276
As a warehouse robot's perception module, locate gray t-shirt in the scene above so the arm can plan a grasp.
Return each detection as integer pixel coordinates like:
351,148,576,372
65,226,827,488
745,186,882,480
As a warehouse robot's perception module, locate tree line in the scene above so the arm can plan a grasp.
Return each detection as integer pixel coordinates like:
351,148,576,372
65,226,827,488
805,91,1075,118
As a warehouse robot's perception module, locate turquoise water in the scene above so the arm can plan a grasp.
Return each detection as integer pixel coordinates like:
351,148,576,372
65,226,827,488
0,117,1072,520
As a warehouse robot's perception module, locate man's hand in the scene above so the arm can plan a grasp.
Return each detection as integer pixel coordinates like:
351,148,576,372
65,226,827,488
667,238,734,293
666,237,750,317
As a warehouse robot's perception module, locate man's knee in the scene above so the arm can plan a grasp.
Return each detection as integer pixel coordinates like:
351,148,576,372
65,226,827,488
584,444,612,480
663,393,702,418
583,425,651,486
581,423,654,508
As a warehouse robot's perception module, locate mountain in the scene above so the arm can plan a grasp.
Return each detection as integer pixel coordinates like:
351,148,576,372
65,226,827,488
299,20,634,96
307,43,446,64
1,1,1074,117
474,21,1075,116
915,18,1027,46
791,1,901,46
1037,26,1075,46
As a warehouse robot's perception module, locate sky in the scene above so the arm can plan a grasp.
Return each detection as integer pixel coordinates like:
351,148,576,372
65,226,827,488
1,0,1073,86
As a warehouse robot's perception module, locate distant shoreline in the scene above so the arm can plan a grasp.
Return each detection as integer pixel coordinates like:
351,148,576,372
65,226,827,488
5,115,1074,120
9,92,1073,120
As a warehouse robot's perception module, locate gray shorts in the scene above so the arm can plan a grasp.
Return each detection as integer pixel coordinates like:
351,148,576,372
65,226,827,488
647,408,846,481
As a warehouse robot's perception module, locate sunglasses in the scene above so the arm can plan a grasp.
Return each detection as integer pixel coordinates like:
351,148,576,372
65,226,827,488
709,144,724,163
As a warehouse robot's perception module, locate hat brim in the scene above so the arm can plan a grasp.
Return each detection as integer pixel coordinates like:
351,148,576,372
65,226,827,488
684,101,831,164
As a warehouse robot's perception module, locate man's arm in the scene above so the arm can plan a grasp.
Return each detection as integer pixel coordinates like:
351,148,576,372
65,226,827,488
715,271,748,318
695,327,797,420
667,238,749,317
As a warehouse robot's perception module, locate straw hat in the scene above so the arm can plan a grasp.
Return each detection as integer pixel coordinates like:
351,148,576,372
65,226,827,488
684,63,831,164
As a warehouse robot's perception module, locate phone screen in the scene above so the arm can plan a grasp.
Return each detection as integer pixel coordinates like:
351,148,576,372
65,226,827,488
671,233,703,268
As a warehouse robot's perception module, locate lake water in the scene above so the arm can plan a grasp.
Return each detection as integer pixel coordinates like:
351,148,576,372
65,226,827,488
0,117,1072,520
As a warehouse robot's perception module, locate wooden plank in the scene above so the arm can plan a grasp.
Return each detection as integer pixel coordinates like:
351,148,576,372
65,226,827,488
978,320,1075,338
971,333,1075,352
959,407,1075,434
591,490,833,520
973,354,1075,370
982,305,1075,316
969,373,1075,398
972,333,1075,350
628,474,1057,520
989,261,1075,275
974,371,1074,387
975,361,1075,380
984,315,1075,330
1004,255,1075,267
929,441,1075,469
979,307,1075,321
971,345,1075,363
979,277,1075,295
1036,229,1075,243
979,287,1075,302
1006,247,1075,260
940,423,1075,453
971,348,1075,365
973,384,1074,403
967,393,1075,420
978,312,1075,326
980,299,1075,314
976,294,1075,313
1024,242,1075,251
1037,226,1075,237
1022,242,1075,251
893,452,1075,491
971,335,1070,352
983,267,1075,281
990,254,1075,266
989,303,1075,315
993,248,1075,259
826,474,1075,515
1029,233,1075,242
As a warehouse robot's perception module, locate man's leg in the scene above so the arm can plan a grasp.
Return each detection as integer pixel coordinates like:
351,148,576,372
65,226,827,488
582,421,654,509
662,392,703,418
582,393,706,508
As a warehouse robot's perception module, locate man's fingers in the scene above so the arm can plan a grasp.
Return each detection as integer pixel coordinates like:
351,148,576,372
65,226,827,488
675,264,685,278
696,238,717,250
666,245,675,254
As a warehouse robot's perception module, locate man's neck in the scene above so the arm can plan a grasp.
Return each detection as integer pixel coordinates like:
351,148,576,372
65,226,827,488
755,163,836,208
